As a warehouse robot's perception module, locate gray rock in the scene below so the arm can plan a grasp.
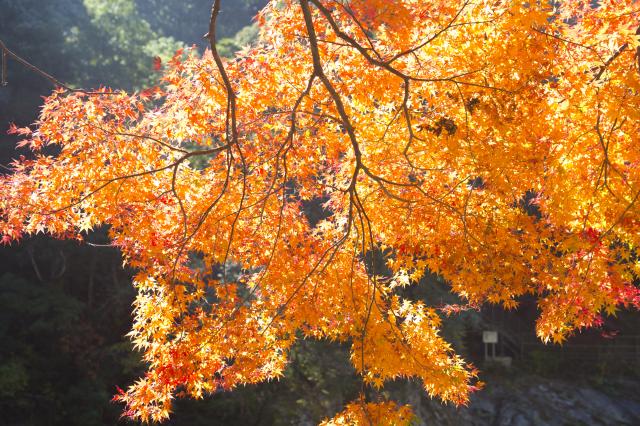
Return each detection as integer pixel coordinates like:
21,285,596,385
394,375,640,426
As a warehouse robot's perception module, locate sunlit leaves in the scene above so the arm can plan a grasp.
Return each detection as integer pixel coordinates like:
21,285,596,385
2,0,640,423
319,399,415,426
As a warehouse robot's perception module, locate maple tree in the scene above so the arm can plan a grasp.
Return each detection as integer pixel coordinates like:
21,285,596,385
2,0,640,423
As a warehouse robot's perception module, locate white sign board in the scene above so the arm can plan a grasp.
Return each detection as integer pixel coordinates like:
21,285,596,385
483,330,498,344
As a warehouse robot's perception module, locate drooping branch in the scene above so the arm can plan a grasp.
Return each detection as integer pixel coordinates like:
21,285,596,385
300,0,363,180
0,38,115,95
308,0,499,90
206,0,239,148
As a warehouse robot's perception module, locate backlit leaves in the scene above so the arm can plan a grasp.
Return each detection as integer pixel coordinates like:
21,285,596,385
2,0,640,423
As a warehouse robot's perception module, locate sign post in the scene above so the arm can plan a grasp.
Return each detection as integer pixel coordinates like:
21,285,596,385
483,330,498,360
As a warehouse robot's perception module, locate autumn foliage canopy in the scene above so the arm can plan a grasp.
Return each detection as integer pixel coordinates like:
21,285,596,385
2,0,640,423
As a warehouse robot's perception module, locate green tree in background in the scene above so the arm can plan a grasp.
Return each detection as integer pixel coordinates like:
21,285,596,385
0,0,181,133
0,0,265,126
136,0,267,46
68,0,182,89
0,0,84,127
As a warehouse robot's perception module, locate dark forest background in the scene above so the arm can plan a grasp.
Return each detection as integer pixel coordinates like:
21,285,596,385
1,1,639,425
